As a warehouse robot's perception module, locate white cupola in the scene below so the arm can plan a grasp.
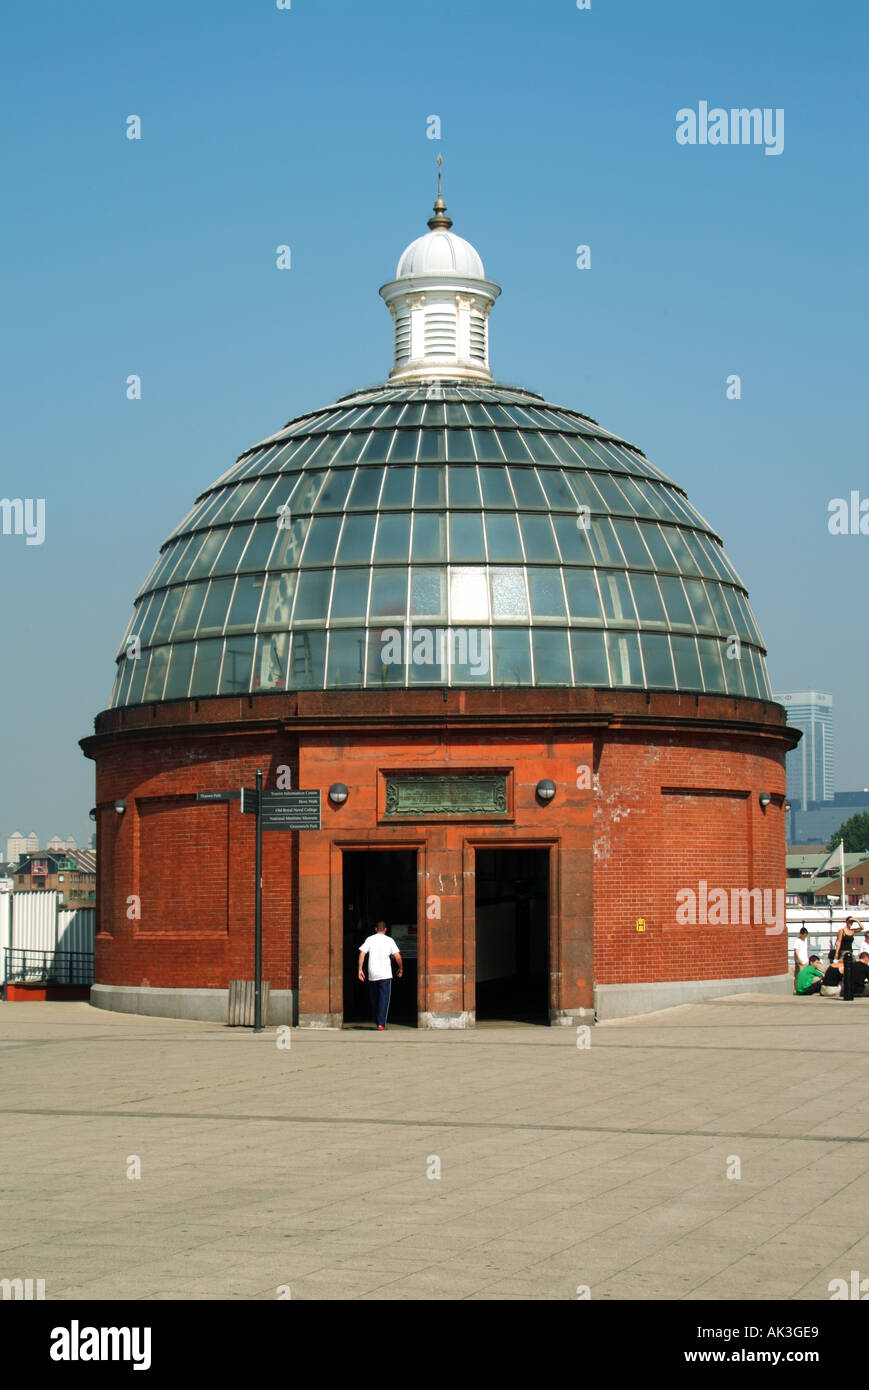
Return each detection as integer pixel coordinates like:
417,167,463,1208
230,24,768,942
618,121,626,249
379,162,501,383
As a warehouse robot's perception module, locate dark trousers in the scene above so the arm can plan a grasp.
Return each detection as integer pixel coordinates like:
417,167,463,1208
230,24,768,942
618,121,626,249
368,978,392,1027
843,953,854,1001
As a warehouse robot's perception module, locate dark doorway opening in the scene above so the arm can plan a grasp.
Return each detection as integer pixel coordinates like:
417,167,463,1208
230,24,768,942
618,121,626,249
343,850,418,1026
475,848,549,1023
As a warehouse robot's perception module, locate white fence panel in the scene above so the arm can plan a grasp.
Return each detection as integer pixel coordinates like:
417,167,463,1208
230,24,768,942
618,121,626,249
58,908,95,955
12,891,60,953
2,894,95,990
0,894,10,985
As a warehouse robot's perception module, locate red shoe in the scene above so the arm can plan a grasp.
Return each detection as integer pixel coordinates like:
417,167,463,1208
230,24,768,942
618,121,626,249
377,1025,385,1031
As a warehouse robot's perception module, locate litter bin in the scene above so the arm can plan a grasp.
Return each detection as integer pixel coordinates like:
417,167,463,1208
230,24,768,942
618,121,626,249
228,979,270,1026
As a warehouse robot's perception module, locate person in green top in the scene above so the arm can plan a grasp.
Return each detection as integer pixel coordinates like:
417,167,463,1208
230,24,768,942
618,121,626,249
796,956,824,995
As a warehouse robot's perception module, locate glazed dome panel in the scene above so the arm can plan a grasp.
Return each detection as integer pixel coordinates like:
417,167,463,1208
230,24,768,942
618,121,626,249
110,381,771,707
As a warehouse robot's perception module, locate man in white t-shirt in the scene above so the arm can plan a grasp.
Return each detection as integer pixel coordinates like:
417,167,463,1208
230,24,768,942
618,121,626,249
793,927,810,992
358,921,403,1030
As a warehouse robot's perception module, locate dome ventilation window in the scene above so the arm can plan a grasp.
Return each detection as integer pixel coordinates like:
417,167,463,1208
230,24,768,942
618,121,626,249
394,313,411,364
424,310,458,357
469,313,487,362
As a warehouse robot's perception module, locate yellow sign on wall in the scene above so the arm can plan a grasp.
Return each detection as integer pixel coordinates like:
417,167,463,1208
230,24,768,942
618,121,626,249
636,917,646,932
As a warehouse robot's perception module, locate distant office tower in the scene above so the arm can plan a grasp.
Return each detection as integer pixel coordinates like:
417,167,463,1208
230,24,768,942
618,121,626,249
5,829,39,862
775,691,834,810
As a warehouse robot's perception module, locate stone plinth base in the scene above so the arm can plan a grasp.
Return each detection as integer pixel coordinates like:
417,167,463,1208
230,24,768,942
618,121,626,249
595,974,791,1021
90,983,296,1025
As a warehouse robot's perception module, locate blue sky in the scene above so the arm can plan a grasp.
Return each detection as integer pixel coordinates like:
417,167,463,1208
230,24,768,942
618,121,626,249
2,0,867,848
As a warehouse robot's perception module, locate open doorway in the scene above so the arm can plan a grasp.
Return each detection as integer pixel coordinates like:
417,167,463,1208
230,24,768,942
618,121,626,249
342,850,418,1026
475,847,549,1023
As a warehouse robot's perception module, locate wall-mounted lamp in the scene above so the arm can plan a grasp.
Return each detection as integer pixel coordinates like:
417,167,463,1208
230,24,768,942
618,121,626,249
536,779,556,803
328,783,349,806
89,808,97,821
113,799,127,814
784,801,791,814
759,793,772,808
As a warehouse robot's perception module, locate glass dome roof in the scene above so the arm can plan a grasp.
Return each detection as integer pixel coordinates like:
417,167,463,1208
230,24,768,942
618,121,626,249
110,379,771,707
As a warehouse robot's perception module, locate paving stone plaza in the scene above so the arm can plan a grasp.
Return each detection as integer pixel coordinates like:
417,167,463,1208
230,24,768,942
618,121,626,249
2,997,868,1301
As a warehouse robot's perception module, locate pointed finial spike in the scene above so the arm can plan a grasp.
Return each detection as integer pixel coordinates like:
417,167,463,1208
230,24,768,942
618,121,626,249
428,153,452,231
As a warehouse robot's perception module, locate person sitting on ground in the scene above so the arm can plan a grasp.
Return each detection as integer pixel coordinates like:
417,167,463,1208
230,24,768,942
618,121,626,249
795,955,824,996
820,951,845,997
851,951,869,997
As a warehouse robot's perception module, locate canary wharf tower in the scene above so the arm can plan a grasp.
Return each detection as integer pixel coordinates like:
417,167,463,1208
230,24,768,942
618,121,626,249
82,176,798,1026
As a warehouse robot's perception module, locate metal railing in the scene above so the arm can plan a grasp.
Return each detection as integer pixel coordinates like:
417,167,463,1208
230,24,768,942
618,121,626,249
3,947,94,987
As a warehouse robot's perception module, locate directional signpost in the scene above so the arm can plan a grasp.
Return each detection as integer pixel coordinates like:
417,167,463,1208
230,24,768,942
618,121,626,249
260,790,321,831
239,776,322,1031
198,776,322,1032
252,772,263,1032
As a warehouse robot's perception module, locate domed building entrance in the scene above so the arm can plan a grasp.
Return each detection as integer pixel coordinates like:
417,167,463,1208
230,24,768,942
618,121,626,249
81,174,799,1027
342,849,418,1027
475,848,549,1024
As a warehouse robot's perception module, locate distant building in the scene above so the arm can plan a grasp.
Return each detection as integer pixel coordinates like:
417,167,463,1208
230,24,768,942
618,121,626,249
5,830,39,862
785,848,869,905
809,854,869,907
788,790,869,846
775,691,833,810
11,849,96,907
46,835,78,852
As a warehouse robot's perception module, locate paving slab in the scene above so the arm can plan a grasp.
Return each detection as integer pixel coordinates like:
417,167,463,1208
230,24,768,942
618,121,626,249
2,995,869,1300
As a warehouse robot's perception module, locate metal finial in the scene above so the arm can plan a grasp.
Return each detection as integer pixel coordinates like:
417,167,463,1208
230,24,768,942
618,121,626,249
428,153,453,231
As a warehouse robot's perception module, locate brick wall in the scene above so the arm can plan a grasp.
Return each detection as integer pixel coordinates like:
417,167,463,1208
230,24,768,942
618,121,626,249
297,728,593,1018
92,734,298,991
83,688,794,1011
594,734,788,984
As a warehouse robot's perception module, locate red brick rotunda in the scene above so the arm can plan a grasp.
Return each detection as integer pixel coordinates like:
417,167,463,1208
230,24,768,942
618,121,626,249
82,184,798,1027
